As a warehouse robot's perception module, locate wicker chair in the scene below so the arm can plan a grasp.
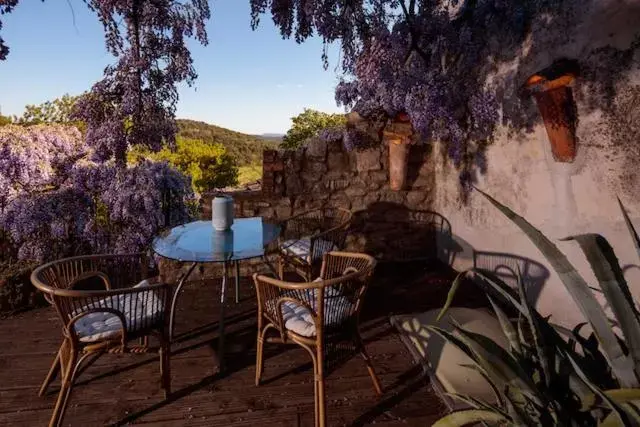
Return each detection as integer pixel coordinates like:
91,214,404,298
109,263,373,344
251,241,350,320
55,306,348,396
253,251,382,427
277,207,352,281
30,254,172,427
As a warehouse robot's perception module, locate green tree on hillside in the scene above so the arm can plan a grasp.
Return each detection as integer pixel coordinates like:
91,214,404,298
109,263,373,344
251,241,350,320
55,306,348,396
282,109,346,149
129,136,238,194
0,114,11,126
14,94,81,125
176,119,278,166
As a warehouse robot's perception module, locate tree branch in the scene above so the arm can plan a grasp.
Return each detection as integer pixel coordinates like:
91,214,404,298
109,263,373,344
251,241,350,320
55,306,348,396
399,0,430,65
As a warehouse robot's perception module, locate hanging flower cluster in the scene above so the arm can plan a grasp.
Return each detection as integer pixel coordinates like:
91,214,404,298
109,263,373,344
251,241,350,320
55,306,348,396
74,0,211,165
0,124,85,209
0,125,195,263
250,0,639,185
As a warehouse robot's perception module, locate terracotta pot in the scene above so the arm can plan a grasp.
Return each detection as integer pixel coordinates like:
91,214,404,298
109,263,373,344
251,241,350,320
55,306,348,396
526,73,578,162
388,138,409,191
395,112,411,123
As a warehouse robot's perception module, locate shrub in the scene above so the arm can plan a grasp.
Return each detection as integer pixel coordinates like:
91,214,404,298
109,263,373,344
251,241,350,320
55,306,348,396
282,109,346,149
0,125,196,264
0,124,85,207
0,259,41,315
431,189,640,426
129,136,238,194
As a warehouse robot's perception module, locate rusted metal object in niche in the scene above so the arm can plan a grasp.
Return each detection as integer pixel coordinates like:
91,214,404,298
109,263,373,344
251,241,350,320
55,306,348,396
525,59,580,163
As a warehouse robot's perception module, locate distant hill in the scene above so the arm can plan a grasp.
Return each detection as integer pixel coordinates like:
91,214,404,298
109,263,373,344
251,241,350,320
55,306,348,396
176,119,280,166
258,133,284,142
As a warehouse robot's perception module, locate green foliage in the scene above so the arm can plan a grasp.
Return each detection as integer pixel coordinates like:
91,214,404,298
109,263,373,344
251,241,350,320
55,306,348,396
13,94,86,132
129,137,238,194
14,94,78,124
176,119,279,166
237,164,262,186
432,189,640,426
9,95,276,167
282,109,346,149
0,259,41,314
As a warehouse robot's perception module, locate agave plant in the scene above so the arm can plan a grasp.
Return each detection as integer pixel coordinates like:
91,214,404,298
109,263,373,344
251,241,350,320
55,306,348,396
431,188,640,426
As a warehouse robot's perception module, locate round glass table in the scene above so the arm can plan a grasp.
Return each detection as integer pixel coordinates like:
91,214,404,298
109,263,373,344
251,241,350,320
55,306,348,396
152,217,281,372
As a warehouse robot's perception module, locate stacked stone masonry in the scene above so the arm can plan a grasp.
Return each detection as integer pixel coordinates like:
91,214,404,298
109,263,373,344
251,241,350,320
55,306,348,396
197,134,438,278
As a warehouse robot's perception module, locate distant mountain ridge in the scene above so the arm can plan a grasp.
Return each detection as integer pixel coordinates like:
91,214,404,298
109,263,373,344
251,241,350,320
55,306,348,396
176,119,280,166
259,133,285,139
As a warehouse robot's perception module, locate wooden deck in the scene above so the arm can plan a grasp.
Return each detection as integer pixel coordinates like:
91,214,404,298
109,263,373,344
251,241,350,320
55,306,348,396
0,262,487,426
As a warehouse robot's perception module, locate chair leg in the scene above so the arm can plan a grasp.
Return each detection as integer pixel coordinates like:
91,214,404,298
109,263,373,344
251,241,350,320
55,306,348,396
278,258,285,280
355,332,382,396
234,260,240,304
39,348,62,397
159,336,171,398
314,377,319,427
315,346,326,427
49,345,78,427
255,335,265,386
255,324,270,386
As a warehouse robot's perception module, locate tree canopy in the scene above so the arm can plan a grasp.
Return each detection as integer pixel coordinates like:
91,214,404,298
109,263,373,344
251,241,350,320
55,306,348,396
12,94,85,130
3,1,639,185
129,136,239,194
282,109,346,149
1,1,210,166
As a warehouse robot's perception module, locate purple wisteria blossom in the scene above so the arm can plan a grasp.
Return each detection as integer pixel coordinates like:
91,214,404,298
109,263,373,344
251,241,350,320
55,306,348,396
0,125,85,209
250,0,638,187
74,0,210,165
0,125,195,263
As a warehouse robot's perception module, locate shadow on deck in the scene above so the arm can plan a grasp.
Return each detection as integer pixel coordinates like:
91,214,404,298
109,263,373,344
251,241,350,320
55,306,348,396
0,261,487,426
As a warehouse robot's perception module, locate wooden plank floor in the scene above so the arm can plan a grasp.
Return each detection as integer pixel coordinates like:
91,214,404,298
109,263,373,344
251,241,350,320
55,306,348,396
0,262,487,426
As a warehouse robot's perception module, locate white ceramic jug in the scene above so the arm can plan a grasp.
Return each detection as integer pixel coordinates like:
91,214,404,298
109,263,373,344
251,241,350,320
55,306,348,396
211,195,234,231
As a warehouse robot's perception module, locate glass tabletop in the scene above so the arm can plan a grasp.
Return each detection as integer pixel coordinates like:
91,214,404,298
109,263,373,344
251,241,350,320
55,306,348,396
152,217,281,263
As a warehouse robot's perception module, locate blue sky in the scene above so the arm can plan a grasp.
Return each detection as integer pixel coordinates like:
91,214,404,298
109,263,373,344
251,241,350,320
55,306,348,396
0,0,345,134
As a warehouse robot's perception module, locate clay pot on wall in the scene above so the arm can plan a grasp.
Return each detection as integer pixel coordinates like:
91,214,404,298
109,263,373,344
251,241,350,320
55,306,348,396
383,114,414,191
525,65,579,163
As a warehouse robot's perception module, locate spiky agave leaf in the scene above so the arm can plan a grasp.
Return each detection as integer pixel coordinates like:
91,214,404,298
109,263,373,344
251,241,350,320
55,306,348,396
431,409,510,427
427,324,527,408
437,268,524,323
475,187,636,388
562,233,640,385
488,295,522,355
445,392,509,416
619,197,640,265
449,320,544,409
459,363,505,407
515,265,552,388
564,351,638,426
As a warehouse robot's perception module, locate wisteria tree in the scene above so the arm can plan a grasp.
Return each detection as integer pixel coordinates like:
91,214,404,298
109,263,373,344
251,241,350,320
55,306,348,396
1,1,210,164
0,1,208,262
249,0,640,185
74,0,211,165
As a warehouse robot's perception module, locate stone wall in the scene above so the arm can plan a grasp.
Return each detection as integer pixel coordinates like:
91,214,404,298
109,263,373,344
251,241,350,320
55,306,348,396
201,135,440,264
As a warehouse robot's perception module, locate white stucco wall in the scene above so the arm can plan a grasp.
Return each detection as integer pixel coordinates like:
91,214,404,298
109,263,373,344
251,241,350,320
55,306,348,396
428,0,640,329
432,107,640,329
